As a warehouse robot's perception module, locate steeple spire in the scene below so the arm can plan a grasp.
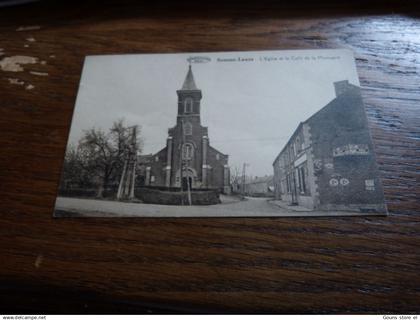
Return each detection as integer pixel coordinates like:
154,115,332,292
176,64,202,120
181,65,198,90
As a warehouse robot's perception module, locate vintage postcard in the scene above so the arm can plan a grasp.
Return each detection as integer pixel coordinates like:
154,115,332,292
54,49,387,217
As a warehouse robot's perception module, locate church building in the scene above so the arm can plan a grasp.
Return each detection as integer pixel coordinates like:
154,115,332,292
138,65,230,194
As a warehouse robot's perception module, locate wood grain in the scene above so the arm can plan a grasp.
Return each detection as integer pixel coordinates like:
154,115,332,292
0,0,419,314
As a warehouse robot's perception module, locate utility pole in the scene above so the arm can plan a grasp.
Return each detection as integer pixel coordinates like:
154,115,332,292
180,120,184,205
241,162,249,199
186,166,192,206
117,125,138,200
180,120,192,206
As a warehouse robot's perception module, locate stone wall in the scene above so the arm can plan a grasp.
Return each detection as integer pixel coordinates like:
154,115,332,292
135,187,221,205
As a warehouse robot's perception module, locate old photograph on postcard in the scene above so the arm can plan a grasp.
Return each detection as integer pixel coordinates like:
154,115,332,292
54,49,387,217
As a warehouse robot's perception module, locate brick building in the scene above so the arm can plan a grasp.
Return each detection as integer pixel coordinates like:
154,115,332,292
272,80,386,213
138,65,230,193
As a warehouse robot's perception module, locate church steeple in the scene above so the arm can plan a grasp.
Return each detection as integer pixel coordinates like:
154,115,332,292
177,65,202,119
181,65,198,90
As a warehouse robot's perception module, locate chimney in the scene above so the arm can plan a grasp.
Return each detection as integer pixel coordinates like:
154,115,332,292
334,80,350,97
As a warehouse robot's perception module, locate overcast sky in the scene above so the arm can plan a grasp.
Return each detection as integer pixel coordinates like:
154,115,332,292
69,49,360,177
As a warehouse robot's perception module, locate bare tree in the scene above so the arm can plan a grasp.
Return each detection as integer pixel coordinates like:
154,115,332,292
230,165,242,193
61,143,92,189
71,119,142,198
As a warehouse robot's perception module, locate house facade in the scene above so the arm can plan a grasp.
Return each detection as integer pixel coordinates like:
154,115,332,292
244,175,274,197
138,65,230,193
273,80,386,213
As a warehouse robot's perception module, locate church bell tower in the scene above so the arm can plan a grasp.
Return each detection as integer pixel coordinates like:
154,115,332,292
147,64,230,194
176,65,202,123
165,65,208,189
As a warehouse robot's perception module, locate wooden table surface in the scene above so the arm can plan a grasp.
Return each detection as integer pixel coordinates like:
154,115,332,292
0,0,419,314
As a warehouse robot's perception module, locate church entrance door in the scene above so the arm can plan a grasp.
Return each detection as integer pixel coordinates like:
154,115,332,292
176,167,197,189
182,177,193,191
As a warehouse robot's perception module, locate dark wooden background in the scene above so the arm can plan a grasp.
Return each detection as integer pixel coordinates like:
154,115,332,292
0,0,419,314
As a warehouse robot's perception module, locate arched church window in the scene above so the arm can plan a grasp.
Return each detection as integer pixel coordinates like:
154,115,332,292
184,122,192,135
183,143,194,159
184,97,193,113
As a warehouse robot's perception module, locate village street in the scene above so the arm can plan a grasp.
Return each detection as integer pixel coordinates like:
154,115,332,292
55,195,287,217
55,195,367,217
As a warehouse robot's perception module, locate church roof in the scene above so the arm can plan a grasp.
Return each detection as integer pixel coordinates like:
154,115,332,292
181,65,198,90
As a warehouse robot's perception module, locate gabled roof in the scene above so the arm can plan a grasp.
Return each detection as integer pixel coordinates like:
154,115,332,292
272,82,361,166
138,154,153,163
245,175,274,184
272,122,304,165
208,145,228,157
304,82,360,125
181,65,198,90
